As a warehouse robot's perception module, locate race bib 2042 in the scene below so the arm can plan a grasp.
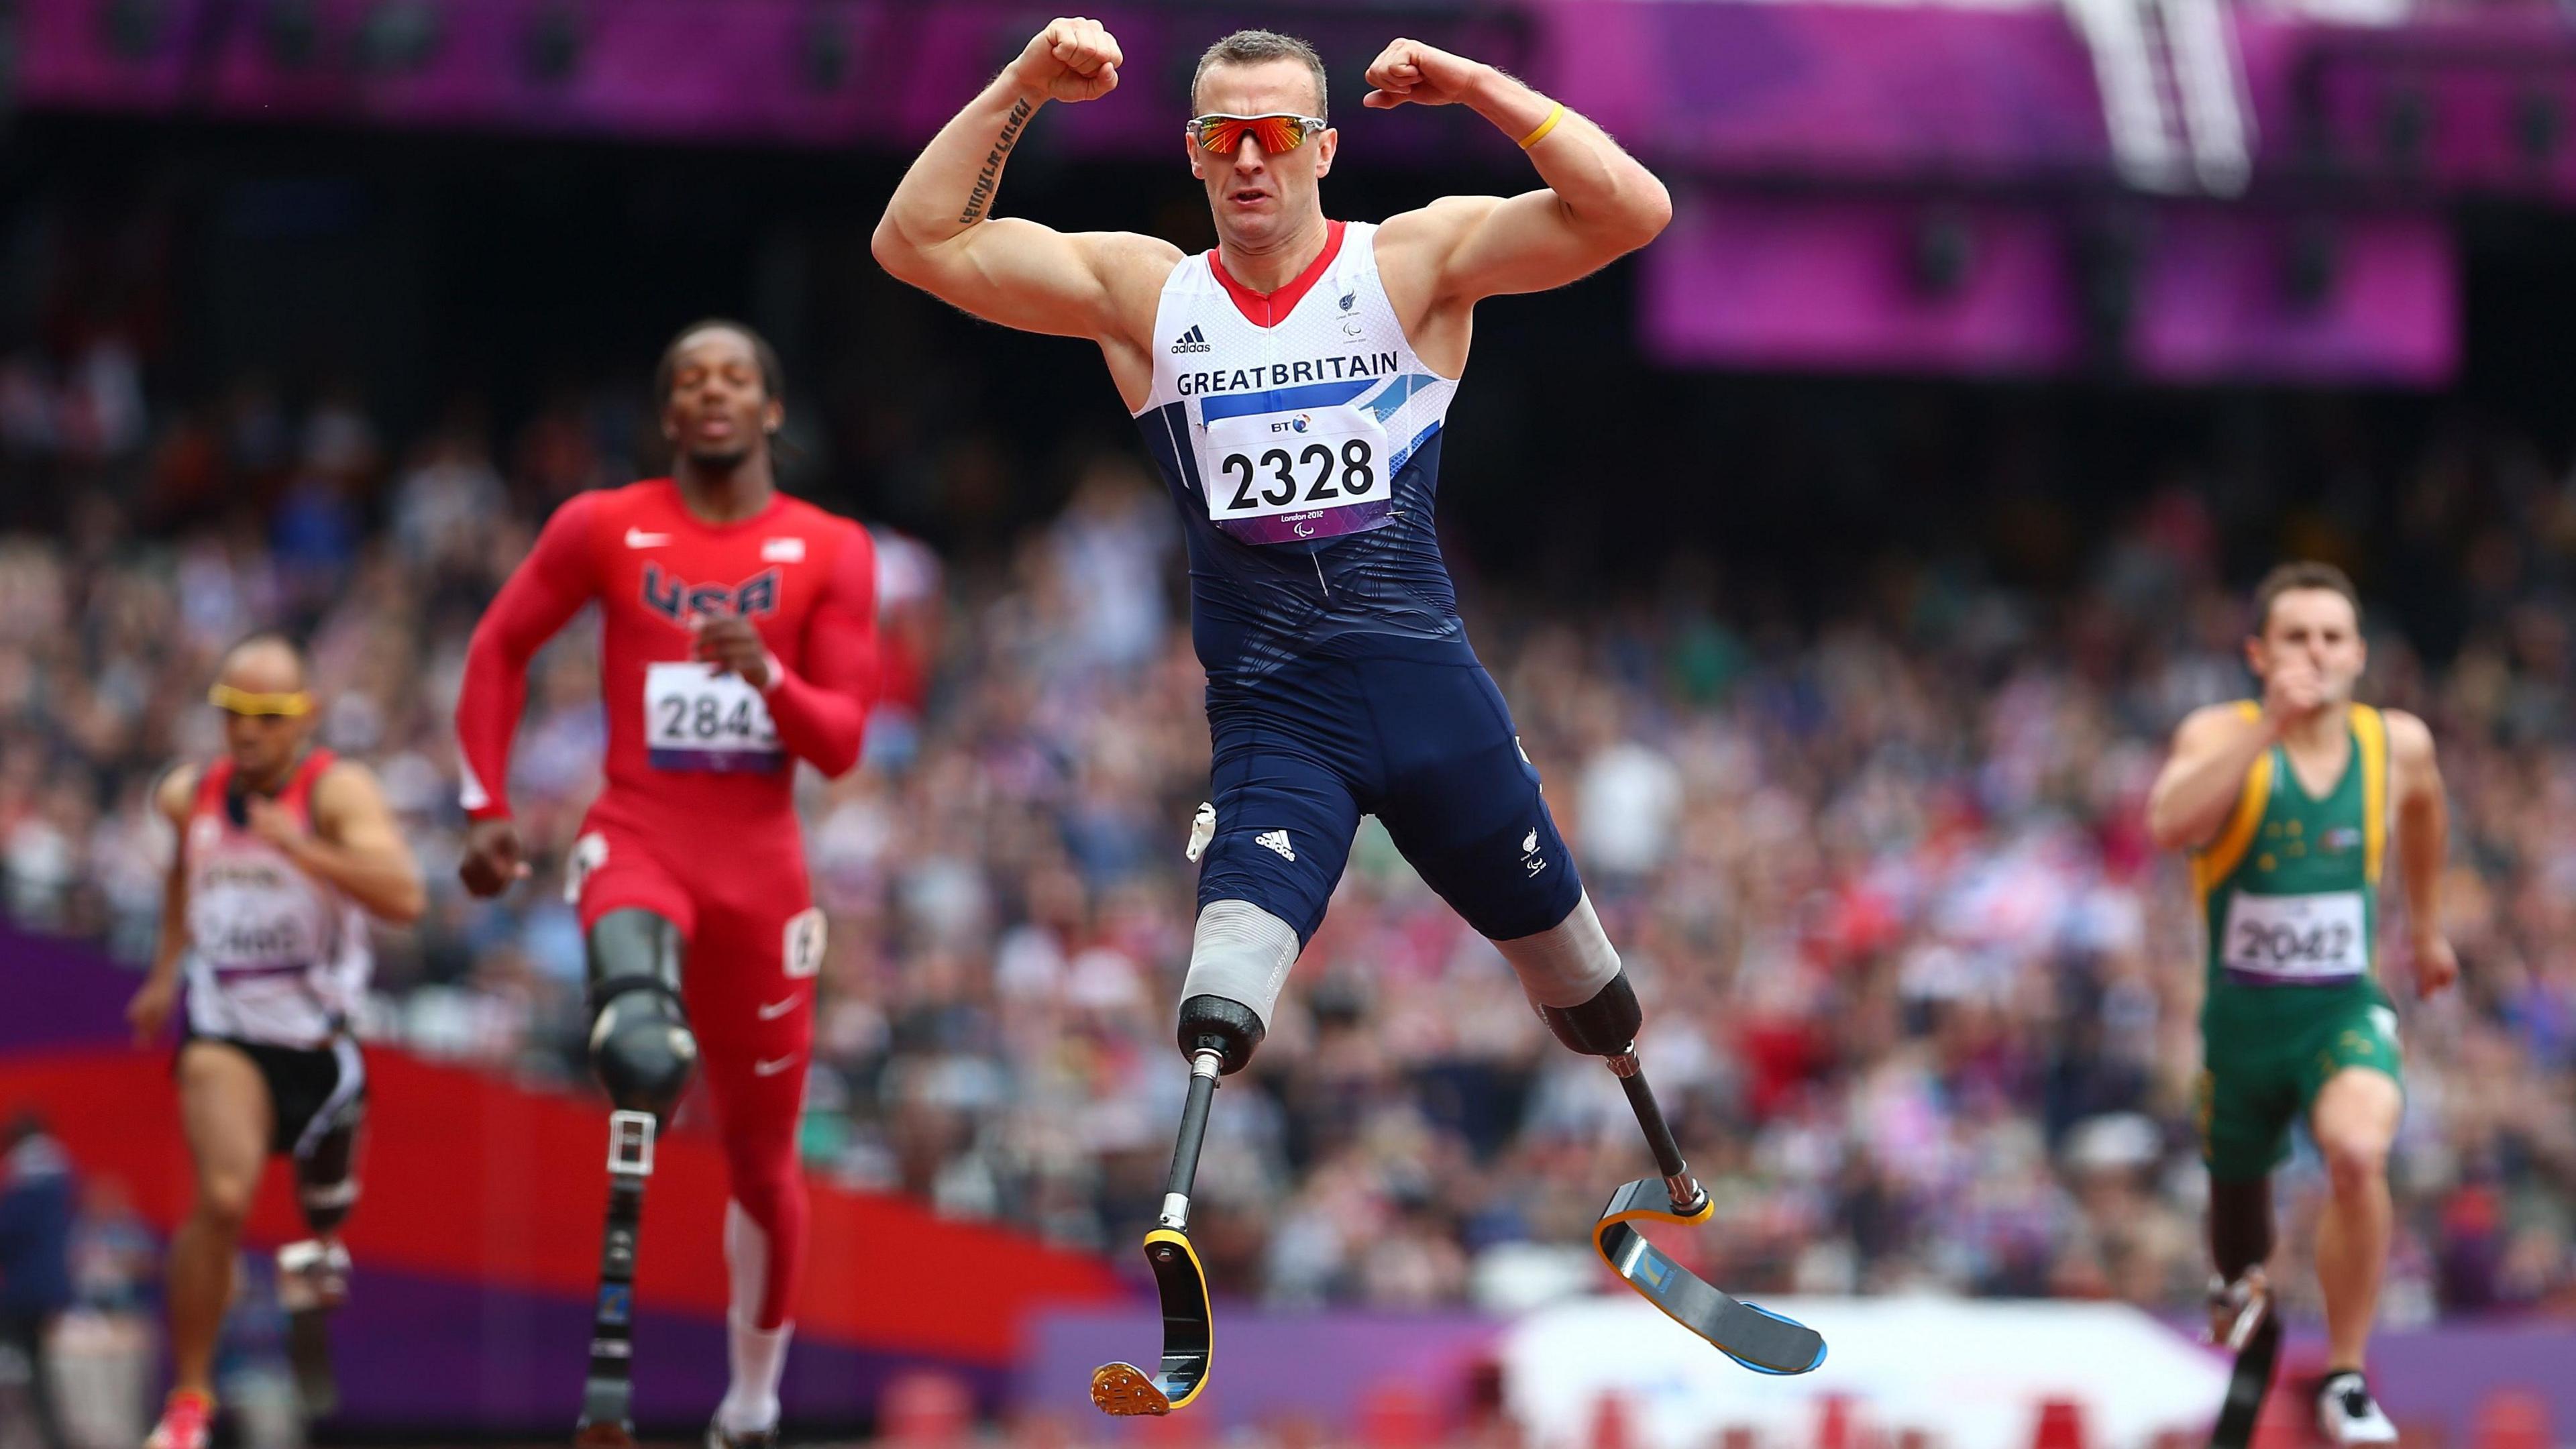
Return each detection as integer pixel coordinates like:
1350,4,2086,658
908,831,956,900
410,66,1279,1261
644,661,783,773
2220,889,2369,983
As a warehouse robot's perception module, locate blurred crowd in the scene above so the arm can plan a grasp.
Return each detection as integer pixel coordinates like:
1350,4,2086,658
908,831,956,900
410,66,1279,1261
2,334,2574,1342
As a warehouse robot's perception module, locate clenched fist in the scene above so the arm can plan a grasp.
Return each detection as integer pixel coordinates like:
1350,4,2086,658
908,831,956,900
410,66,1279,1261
127,975,178,1046
2410,930,2460,1000
1011,17,1122,104
458,816,530,899
692,614,773,689
2261,653,2332,729
244,795,309,854
1362,38,1491,109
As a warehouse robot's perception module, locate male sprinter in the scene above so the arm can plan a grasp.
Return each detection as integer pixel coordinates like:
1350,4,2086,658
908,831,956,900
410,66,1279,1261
2147,563,2457,1446
129,635,425,1449
875,21,1805,1403
455,321,876,1449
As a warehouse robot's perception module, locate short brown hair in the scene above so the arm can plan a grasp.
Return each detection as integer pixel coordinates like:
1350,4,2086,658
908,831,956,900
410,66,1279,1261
2251,561,2361,636
1191,30,1328,119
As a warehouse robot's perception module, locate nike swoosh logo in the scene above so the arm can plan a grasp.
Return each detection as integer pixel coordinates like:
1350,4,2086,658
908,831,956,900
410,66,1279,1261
752,1056,798,1077
756,997,798,1021
625,529,672,549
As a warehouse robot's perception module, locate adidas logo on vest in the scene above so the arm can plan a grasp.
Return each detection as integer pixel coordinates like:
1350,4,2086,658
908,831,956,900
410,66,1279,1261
1170,324,1212,355
1254,829,1295,862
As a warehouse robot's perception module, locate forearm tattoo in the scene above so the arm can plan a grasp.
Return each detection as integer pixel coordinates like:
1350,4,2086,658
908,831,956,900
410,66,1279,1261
959,99,1034,225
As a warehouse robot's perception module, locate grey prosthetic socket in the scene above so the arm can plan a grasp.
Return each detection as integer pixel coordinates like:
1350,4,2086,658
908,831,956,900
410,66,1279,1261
1174,900,1300,1075
1496,892,1624,1014
586,908,698,1120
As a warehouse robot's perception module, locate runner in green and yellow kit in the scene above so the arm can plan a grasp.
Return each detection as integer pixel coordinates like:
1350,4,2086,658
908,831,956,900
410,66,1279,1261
2149,562,2458,1448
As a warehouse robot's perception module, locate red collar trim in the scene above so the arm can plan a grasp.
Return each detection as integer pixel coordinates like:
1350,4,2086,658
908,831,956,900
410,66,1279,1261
1208,220,1347,329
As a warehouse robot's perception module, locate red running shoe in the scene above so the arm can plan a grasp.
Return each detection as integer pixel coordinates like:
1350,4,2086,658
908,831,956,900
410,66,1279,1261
144,1389,214,1449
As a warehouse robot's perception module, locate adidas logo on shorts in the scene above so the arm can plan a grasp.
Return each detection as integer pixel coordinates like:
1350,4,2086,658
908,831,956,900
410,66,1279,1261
1255,828,1295,862
1170,324,1212,355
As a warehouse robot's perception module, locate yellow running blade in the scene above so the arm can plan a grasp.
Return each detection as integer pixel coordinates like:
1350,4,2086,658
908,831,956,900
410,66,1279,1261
1088,1227,1212,1415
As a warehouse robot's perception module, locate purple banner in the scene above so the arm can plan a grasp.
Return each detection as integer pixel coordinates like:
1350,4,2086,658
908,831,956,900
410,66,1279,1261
17,0,1532,156
2236,13,2576,205
20,0,2576,205
1644,191,2456,384
1022,1306,1500,1438
24,0,2096,173
319,1264,1006,1435
1643,195,2082,376
2133,205,2455,384
1538,0,2110,182
0,921,137,1053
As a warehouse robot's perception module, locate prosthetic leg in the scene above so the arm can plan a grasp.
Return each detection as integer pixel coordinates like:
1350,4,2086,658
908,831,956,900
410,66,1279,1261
2206,1177,2279,1449
1088,994,1258,1417
278,1088,363,1418
1548,974,1827,1376
575,911,699,1448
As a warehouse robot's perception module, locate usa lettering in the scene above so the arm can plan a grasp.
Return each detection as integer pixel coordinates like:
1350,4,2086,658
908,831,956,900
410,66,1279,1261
641,564,782,623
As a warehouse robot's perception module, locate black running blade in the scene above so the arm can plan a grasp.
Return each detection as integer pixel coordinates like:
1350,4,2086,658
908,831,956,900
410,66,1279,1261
2208,1313,2281,1449
1593,1179,1827,1377
1091,1228,1212,1415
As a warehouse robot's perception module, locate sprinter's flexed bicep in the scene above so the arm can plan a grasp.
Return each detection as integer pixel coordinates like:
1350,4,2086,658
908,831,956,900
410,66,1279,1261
871,17,1179,405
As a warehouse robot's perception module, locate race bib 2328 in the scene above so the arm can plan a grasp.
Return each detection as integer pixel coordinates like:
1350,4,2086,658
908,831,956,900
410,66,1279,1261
1198,382,1393,545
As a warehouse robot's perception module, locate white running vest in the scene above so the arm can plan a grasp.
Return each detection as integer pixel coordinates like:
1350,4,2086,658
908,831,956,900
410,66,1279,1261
1135,222,1456,547
182,759,372,1049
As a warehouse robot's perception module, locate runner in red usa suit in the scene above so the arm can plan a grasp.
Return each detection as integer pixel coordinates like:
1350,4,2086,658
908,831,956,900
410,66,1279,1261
454,321,875,1449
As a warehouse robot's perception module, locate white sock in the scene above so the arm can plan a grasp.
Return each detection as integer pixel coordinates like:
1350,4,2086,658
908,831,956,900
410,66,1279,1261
717,1313,792,1435
717,1201,791,1436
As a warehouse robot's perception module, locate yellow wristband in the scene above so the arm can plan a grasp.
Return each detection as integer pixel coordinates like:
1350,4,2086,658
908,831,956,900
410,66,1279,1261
1517,102,1566,150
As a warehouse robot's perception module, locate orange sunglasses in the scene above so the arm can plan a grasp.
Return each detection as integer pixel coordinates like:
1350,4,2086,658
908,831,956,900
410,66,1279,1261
1187,113,1329,155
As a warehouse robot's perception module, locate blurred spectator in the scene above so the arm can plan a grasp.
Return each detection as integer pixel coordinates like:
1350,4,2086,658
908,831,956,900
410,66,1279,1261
54,1178,160,1449
0,1114,76,1449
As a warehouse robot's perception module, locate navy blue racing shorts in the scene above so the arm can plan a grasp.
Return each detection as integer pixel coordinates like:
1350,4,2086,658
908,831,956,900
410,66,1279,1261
1196,652,1584,945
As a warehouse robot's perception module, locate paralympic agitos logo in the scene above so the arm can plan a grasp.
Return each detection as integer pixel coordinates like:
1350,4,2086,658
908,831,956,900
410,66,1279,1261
641,563,782,623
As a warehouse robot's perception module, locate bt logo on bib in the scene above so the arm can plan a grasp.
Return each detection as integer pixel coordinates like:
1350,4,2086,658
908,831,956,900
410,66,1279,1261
1272,414,1313,435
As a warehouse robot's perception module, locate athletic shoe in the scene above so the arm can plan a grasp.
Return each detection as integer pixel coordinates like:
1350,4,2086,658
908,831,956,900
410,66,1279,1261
2206,1267,2271,1351
2316,1371,2398,1445
144,1389,214,1449
705,1424,777,1449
